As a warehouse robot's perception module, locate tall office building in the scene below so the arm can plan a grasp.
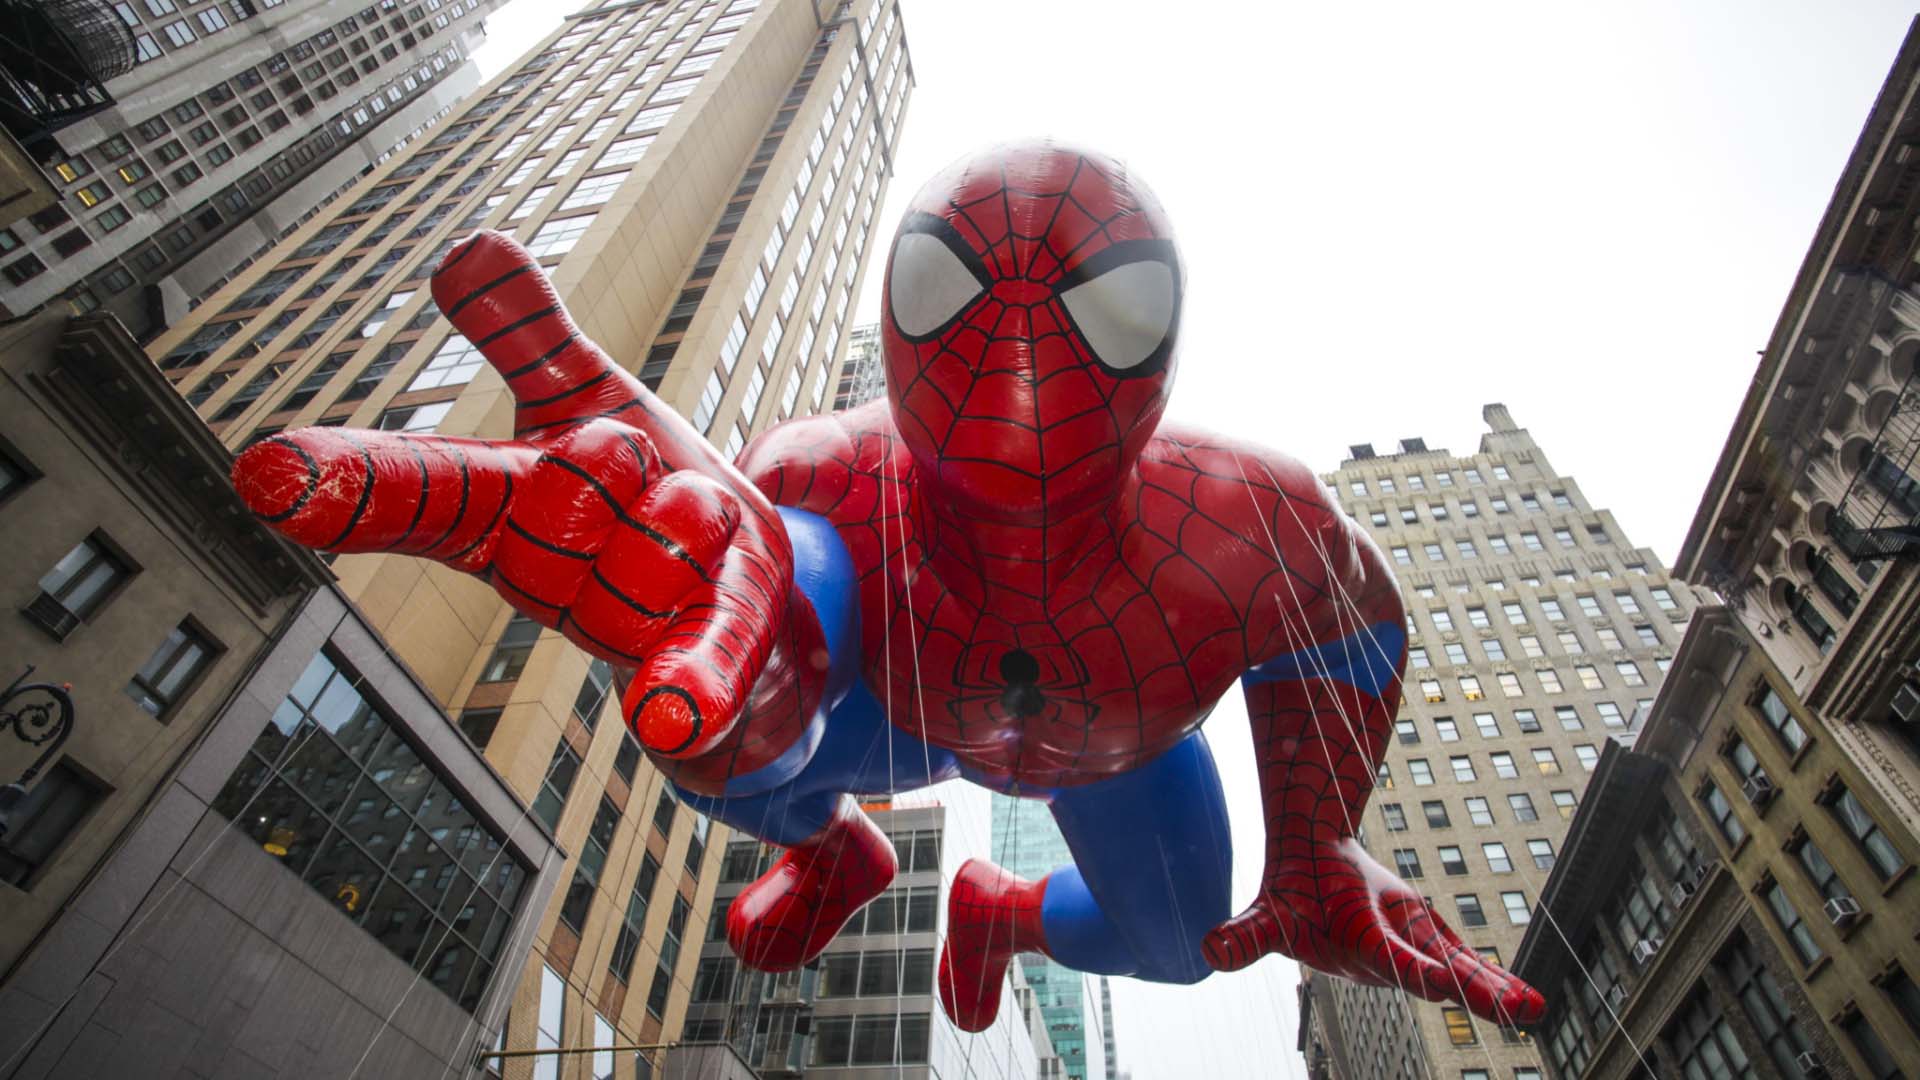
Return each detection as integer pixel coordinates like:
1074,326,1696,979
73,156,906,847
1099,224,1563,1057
1304,405,1699,1080
990,794,1100,1080
0,0,513,338
830,318,880,409
138,0,911,1072
1097,976,1116,1080
690,803,1049,1078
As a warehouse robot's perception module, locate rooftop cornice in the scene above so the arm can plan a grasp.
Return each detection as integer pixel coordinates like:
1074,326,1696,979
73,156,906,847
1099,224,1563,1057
1679,16,1920,581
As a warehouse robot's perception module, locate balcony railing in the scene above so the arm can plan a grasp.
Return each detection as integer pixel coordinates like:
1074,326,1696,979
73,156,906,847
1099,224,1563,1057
0,0,134,154
1831,371,1920,562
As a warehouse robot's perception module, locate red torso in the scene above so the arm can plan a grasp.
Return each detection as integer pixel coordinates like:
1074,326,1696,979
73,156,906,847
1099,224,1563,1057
743,401,1353,788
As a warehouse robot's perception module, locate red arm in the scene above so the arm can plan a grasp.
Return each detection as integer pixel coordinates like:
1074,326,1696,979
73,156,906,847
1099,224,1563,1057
233,231,820,784
1173,443,1545,1027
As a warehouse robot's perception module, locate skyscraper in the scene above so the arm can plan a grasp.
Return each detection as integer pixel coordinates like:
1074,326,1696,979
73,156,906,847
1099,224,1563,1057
830,319,881,409
990,794,1100,1080
137,0,911,1068
1,0,514,337
1304,405,1699,1080
1098,975,1116,1080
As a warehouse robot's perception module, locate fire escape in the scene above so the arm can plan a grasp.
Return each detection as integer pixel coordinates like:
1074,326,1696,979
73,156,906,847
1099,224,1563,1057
0,0,134,162
1829,369,1920,562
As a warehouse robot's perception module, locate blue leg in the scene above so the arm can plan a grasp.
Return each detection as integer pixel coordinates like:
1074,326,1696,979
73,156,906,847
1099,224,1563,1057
1042,731,1233,983
675,679,959,844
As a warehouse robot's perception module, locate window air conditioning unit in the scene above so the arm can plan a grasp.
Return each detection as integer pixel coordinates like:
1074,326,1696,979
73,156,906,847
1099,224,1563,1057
1824,895,1862,929
1742,773,1778,807
1630,938,1662,965
1669,879,1696,907
1891,681,1920,724
1797,1051,1831,1079
1691,862,1713,888
1606,985,1628,1009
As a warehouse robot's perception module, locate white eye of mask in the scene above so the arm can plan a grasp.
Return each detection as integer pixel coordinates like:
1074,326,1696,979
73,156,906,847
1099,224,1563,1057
889,230,987,339
1058,258,1177,372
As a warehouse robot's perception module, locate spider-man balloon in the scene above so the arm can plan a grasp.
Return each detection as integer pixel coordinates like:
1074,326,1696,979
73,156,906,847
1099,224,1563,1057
234,140,1546,1031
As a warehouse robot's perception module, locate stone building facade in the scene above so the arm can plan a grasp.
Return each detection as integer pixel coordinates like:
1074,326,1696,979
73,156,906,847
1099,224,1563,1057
0,310,327,974
0,311,563,1078
1673,14,1920,876
1516,607,1920,1080
1659,16,1920,1080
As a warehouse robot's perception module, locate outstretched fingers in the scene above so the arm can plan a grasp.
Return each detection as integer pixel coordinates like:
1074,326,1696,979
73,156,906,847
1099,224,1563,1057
1205,898,1291,973
617,474,785,758
431,231,649,441
233,427,535,571
489,418,663,622
1399,896,1548,1026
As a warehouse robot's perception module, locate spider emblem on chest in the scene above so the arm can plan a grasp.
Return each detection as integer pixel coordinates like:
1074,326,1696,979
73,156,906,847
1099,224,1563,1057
945,641,1099,730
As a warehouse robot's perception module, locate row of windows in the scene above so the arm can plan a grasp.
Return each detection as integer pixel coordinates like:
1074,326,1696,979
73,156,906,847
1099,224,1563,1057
1408,562,1656,600
687,27,886,453
1384,746,1602,788
14,1,475,295
1377,789,1578,831
1362,484,1578,518
463,595,710,1023
11,469,223,722
1388,523,1620,563
1695,700,1911,975
174,0,751,426
1390,838,1556,879
1434,889,1532,928
1346,462,1513,497
1549,932,1920,1080
1395,705,1632,745
210,649,527,1011
1411,587,1680,634
1410,622,1663,666
1410,664,1657,704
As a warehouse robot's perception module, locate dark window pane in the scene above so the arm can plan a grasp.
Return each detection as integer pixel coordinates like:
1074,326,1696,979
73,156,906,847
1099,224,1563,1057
811,1017,852,1066
0,762,105,886
368,736,432,813
236,776,331,876
337,780,402,864
646,965,671,1017
422,936,477,1001
559,867,596,932
612,734,640,783
363,878,432,967
305,828,382,920
459,708,502,749
280,724,360,815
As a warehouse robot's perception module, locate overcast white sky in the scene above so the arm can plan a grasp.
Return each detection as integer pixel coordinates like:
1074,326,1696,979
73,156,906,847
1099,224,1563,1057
478,2,1920,1075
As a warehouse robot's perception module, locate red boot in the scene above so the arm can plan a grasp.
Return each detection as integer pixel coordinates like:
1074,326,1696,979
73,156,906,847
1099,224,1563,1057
727,799,896,971
937,859,1049,1032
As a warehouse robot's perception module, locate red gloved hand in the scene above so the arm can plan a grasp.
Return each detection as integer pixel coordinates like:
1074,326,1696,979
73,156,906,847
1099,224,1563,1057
234,230,803,758
1204,835,1546,1027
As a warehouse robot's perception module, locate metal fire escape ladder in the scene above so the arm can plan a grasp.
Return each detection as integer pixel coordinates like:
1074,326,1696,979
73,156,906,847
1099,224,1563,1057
1830,367,1920,561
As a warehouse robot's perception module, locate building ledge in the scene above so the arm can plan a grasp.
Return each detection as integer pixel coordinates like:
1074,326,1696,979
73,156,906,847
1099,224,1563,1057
31,313,332,614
